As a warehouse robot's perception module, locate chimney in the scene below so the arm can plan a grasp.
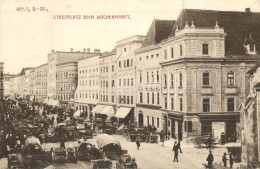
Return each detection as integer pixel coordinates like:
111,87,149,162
94,49,101,53
87,48,90,53
70,48,73,52
83,48,86,52
245,8,251,12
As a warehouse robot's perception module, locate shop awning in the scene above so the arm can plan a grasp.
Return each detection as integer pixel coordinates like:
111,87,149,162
168,112,184,121
74,110,83,117
99,106,114,116
92,105,105,114
199,112,240,122
115,107,131,119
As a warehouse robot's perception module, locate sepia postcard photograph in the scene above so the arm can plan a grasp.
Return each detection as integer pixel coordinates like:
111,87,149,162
0,0,260,168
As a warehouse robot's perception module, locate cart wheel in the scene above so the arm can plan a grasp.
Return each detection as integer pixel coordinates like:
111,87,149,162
193,141,200,148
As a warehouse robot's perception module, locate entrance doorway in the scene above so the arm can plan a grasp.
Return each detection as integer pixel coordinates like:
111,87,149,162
226,121,236,142
138,113,144,127
163,115,168,132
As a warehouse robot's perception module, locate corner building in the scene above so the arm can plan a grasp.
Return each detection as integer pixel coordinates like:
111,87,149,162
159,9,260,142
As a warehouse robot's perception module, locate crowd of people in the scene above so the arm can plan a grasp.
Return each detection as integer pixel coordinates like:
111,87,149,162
0,97,79,158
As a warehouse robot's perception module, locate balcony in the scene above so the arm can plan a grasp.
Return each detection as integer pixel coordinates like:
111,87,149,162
201,86,214,96
225,86,238,95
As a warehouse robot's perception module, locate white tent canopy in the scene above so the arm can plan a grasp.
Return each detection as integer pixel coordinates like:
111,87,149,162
73,110,83,117
51,100,61,107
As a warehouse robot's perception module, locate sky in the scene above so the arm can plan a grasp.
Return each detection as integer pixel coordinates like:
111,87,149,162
0,0,259,74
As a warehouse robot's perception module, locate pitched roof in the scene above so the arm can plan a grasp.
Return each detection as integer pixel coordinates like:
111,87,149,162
141,19,175,48
247,61,260,74
169,9,260,55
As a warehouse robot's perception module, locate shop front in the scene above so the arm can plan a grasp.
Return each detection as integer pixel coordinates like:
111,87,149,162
199,112,240,143
136,105,163,131
167,111,184,140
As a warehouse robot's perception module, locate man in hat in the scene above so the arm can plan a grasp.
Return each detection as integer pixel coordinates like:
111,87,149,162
222,152,227,167
173,141,179,162
229,152,234,168
206,150,214,169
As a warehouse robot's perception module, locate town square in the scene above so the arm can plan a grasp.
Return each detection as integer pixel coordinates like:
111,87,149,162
0,0,260,168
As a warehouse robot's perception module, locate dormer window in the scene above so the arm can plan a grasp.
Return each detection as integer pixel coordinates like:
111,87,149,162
250,44,254,52
244,34,256,55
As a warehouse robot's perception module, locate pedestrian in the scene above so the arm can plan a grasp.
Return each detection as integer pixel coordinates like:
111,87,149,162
167,130,171,140
165,130,168,140
206,150,214,169
60,141,65,149
229,152,233,168
177,139,182,153
172,141,178,162
136,137,140,150
207,137,212,150
222,152,227,167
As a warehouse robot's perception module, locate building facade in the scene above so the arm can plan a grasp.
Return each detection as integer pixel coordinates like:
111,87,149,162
115,36,145,125
74,54,101,113
158,9,260,141
240,62,260,168
4,73,15,97
33,64,48,102
97,50,117,118
56,62,78,106
47,48,100,99
135,20,175,131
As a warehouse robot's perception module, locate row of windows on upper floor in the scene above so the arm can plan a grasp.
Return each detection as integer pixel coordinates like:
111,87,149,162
118,95,134,105
79,67,98,74
139,71,160,83
76,92,98,100
79,79,98,86
100,65,115,73
139,92,160,105
162,97,235,112
57,83,75,91
118,78,134,87
118,59,134,68
57,72,77,78
57,94,74,101
100,95,115,103
138,43,210,62
162,72,235,88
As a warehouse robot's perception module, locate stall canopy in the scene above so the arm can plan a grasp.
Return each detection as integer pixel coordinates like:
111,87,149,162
114,107,131,119
47,99,54,105
74,110,83,117
51,100,61,107
92,105,105,114
43,98,48,104
99,106,114,116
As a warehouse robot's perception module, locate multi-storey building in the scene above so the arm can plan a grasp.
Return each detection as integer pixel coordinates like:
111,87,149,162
135,20,175,130
240,62,260,168
33,63,48,102
47,48,100,99
74,54,101,114
114,36,145,125
159,9,260,142
0,62,4,100
4,73,15,97
97,50,117,118
56,62,77,106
